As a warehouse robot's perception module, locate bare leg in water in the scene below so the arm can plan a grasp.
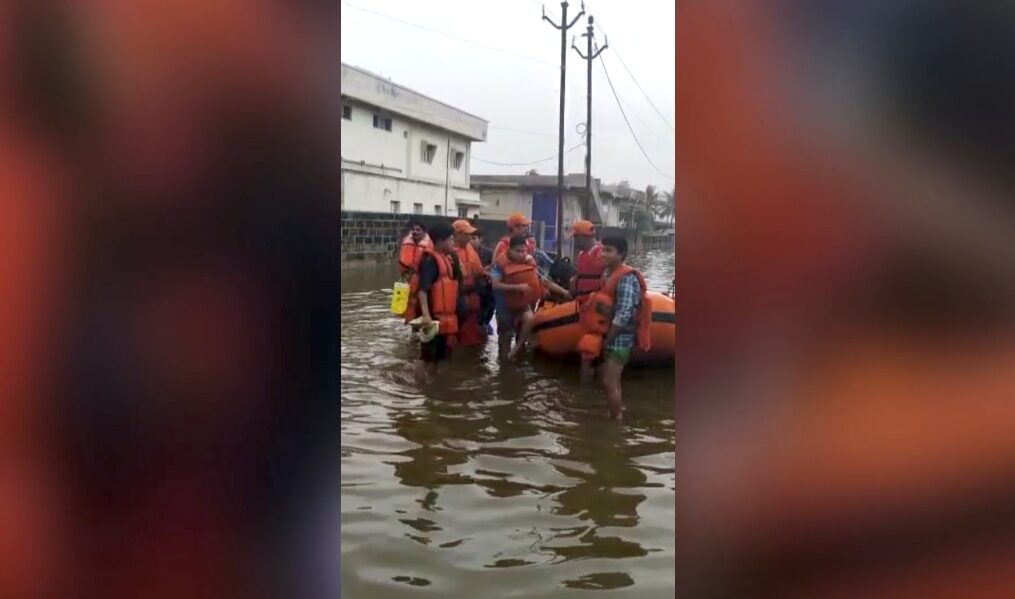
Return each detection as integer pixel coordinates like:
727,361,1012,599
600,357,625,421
508,310,534,360
413,359,435,384
497,313,514,359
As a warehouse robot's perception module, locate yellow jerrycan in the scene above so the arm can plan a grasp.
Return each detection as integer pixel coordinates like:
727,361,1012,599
390,281,410,316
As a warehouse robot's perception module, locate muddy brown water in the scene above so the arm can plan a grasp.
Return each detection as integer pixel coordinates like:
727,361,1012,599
341,250,674,598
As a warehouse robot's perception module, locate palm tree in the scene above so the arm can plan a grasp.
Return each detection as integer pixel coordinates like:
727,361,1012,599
661,190,675,225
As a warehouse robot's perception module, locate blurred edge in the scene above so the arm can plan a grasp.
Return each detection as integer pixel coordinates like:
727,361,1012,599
3,0,341,598
677,1,1015,597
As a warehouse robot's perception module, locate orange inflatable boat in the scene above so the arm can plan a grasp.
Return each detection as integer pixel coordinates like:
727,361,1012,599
532,292,675,365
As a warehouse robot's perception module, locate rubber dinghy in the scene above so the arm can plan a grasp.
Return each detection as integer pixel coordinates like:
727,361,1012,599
531,292,675,365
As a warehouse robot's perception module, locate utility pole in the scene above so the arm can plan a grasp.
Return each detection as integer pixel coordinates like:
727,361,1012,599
572,16,607,213
573,18,607,192
543,1,584,254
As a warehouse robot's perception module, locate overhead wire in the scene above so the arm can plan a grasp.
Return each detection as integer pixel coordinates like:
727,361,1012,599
599,47,674,180
589,12,675,131
472,141,584,167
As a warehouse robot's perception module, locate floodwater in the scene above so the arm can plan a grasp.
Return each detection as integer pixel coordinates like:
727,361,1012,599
341,250,674,598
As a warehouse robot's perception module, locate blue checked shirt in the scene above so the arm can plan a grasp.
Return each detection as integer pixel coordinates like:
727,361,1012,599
607,271,640,351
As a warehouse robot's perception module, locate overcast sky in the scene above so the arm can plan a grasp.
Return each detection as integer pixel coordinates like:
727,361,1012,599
341,0,675,192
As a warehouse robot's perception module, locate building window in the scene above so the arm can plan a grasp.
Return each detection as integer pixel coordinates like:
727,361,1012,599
421,141,437,165
434,205,442,215
373,114,392,131
451,151,465,170
390,201,400,213
413,203,423,214
457,206,468,218
342,105,351,120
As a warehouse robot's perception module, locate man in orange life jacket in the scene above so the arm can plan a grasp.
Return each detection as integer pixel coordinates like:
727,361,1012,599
491,237,573,358
398,219,433,281
493,212,537,261
594,235,652,421
492,235,542,360
403,221,463,383
451,219,488,347
569,220,605,298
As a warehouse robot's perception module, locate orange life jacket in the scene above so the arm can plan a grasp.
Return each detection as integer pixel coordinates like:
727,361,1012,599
493,236,537,263
496,253,543,311
578,265,652,352
573,243,605,295
454,243,485,312
398,234,433,274
403,249,460,336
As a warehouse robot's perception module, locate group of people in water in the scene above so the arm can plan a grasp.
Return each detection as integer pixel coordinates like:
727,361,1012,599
397,212,651,421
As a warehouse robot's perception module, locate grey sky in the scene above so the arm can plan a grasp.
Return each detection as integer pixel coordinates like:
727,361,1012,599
340,0,675,192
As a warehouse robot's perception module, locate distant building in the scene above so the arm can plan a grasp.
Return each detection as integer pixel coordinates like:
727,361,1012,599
470,173,608,254
340,63,488,218
597,183,645,228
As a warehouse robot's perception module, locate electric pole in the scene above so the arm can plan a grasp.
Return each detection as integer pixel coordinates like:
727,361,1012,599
543,1,584,254
572,16,607,212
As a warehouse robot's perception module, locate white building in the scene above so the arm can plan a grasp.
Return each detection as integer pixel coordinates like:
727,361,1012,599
340,63,488,218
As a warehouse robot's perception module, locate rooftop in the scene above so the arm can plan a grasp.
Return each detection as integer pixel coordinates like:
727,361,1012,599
341,63,488,141
471,173,599,190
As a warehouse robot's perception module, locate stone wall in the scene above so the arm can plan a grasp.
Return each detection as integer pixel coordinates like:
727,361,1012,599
340,211,674,268
341,211,511,268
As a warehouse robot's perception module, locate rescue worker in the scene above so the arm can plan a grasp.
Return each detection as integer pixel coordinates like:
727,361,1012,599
398,219,433,281
493,213,537,261
569,220,605,298
491,235,543,360
451,220,488,347
402,222,462,383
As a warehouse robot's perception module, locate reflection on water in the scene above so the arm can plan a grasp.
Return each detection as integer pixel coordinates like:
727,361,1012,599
341,251,674,598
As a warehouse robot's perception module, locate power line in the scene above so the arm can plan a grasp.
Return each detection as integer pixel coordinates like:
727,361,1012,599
473,142,583,167
599,53,673,180
609,45,674,131
580,7,674,132
593,62,670,149
342,2,558,68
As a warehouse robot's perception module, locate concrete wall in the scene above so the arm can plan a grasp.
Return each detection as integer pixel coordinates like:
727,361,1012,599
478,188,585,224
599,196,623,227
340,172,481,218
479,189,531,220
561,193,582,236
340,100,480,214
340,102,409,175
405,126,471,188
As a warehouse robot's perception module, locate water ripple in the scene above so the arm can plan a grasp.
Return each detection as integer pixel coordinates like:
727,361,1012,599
342,251,674,598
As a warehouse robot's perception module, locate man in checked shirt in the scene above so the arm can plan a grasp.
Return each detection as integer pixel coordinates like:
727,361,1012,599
597,235,647,421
